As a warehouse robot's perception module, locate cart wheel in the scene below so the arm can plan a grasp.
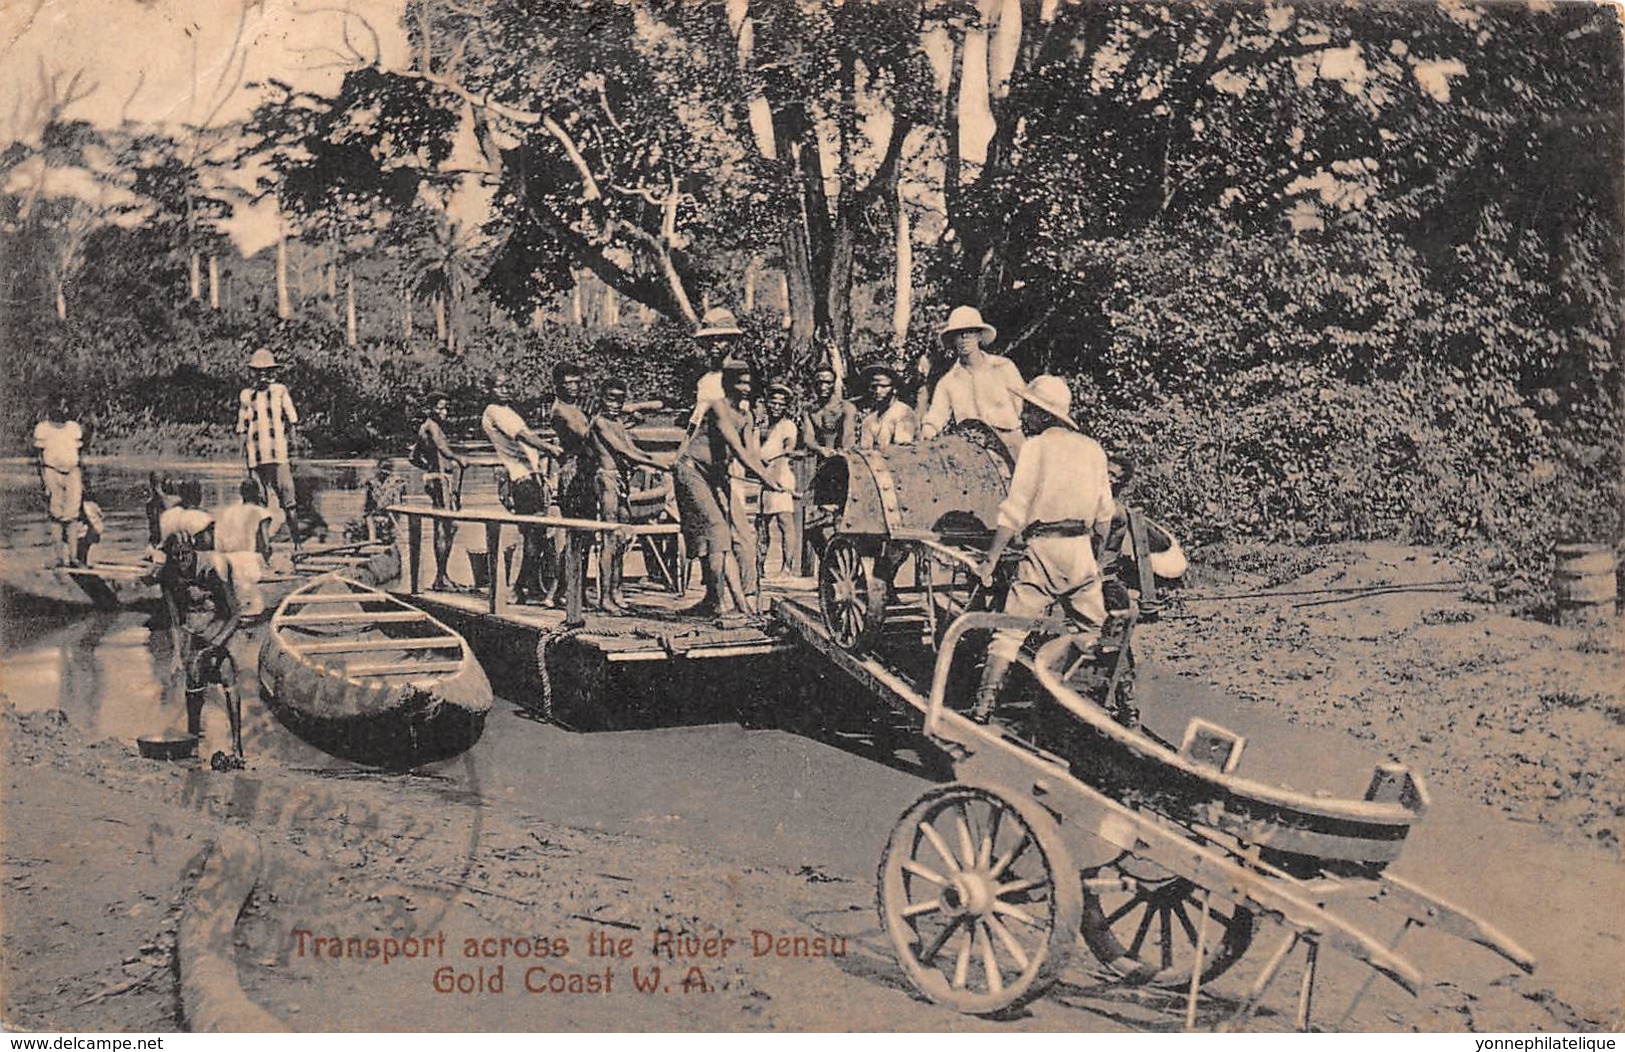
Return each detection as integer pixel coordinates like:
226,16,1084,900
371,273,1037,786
819,536,887,652
1080,861,1254,987
879,784,1082,1015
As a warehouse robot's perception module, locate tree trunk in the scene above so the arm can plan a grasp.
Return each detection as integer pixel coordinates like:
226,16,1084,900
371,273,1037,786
433,292,446,342
893,189,913,352
276,236,292,320
743,257,757,312
325,253,339,320
603,285,620,327
781,221,818,365
570,277,584,326
345,266,358,346
208,255,220,309
53,279,67,321
189,250,201,301
824,208,857,371
447,288,460,355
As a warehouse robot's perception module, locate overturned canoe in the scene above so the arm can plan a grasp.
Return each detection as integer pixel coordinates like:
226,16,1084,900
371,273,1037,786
259,574,492,767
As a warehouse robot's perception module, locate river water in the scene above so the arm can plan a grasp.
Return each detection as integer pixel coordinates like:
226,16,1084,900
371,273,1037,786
0,458,397,752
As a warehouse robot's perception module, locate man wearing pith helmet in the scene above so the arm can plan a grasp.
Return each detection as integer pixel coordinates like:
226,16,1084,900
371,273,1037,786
919,305,1026,455
971,374,1114,724
688,306,745,429
236,347,303,550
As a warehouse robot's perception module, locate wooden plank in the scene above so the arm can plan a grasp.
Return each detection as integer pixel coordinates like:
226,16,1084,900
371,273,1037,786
604,642,788,663
71,563,150,579
281,591,393,605
290,636,462,656
278,610,429,626
407,514,423,595
341,659,465,677
387,504,679,535
773,600,928,716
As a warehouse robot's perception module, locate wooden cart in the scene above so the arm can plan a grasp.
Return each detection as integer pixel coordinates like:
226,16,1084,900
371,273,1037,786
874,611,1537,1028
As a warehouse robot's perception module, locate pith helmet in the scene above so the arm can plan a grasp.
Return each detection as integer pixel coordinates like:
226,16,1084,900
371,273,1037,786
1010,374,1078,430
938,305,997,345
694,307,743,339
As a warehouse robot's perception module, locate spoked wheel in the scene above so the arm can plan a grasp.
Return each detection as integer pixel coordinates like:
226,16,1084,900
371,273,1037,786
819,536,887,653
1080,857,1254,987
879,784,1082,1015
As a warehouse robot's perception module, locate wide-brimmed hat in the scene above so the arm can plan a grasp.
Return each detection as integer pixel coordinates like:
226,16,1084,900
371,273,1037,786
939,305,997,345
694,307,743,339
248,347,280,370
1010,374,1078,430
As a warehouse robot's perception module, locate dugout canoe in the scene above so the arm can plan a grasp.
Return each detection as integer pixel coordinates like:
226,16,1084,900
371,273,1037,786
259,574,492,767
1030,633,1429,879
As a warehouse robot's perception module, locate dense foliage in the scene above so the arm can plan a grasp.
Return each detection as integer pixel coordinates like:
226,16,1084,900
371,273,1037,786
2,0,1620,601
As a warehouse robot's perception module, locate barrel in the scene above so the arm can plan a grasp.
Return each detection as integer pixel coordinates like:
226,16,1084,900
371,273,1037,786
811,431,1013,540
1553,543,1618,624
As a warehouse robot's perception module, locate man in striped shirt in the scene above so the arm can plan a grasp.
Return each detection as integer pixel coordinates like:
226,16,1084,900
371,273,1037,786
236,348,302,550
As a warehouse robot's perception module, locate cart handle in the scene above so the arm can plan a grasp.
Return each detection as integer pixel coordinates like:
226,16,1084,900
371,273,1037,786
925,611,1078,734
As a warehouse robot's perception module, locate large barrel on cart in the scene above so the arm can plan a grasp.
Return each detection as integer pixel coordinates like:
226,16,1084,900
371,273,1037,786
809,430,1013,652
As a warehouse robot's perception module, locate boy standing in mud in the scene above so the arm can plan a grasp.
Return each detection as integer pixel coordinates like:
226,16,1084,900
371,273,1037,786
157,503,246,767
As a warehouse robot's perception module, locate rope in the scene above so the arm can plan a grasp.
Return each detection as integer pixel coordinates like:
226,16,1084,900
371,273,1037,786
1175,579,1465,604
532,623,584,722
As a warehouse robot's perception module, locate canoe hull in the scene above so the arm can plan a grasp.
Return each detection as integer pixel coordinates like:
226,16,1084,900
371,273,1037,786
1032,636,1422,878
260,575,492,769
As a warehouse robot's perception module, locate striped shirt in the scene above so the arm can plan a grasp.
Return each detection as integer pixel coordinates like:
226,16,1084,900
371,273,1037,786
237,383,299,468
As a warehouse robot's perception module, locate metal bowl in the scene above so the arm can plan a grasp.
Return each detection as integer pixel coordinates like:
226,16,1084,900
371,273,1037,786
137,733,198,761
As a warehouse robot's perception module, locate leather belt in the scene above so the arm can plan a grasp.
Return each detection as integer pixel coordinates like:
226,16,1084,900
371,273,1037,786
1024,519,1091,539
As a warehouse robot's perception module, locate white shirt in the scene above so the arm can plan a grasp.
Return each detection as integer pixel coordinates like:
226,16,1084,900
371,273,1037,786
996,426,1113,535
159,507,215,543
33,420,82,472
759,418,798,515
214,502,274,553
922,354,1025,438
482,403,541,481
237,383,299,468
688,371,725,427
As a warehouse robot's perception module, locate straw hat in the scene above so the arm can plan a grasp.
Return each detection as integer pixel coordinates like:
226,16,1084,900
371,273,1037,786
248,347,280,370
1010,375,1078,430
938,305,997,345
694,307,743,339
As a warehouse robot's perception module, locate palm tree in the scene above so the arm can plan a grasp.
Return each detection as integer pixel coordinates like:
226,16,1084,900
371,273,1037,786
405,212,483,356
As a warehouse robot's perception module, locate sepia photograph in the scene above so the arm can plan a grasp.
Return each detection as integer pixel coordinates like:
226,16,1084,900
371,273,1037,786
1,0,1621,1035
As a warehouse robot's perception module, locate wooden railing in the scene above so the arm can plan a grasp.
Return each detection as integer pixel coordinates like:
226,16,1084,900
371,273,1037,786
389,504,679,624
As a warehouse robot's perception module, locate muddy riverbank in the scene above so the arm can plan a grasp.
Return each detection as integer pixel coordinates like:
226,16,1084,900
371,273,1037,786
2,541,1620,1032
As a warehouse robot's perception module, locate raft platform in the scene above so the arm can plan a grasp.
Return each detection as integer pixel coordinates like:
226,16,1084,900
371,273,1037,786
388,505,805,731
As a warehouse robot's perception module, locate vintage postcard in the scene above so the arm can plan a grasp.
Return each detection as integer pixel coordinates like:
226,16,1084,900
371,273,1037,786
2,0,1621,1036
